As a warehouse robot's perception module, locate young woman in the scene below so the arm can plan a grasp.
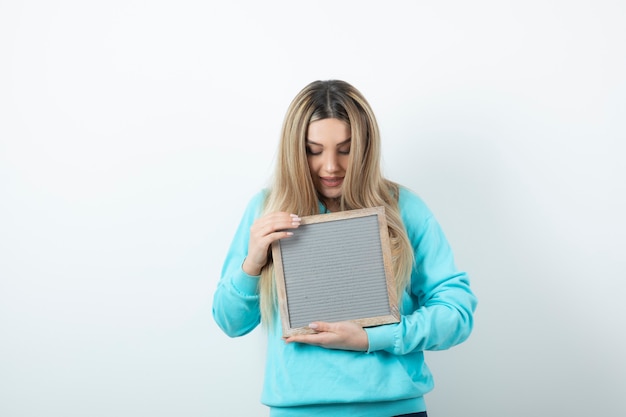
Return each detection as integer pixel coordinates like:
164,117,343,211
212,80,477,417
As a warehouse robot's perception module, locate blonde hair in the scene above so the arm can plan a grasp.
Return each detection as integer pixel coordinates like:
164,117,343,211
259,80,414,327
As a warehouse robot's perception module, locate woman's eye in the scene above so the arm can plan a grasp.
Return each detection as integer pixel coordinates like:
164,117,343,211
339,148,351,155
306,147,321,156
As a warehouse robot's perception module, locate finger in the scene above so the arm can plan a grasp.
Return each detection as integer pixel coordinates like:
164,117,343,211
258,229,296,250
250,213,300,246
284,332,328,346
307,322,331,333
261,214,301,235
283,323,333,344
252,214,301,239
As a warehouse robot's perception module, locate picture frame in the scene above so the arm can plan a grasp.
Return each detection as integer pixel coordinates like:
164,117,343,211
271,206,400,337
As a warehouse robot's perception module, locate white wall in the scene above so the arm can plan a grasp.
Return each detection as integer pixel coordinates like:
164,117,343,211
1,1,624,416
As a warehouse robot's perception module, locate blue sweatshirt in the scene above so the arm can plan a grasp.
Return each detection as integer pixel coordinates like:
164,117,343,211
212,187,477,417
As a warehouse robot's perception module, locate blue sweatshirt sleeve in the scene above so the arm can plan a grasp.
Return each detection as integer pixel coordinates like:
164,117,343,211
365,189,477,354
212,191,266,337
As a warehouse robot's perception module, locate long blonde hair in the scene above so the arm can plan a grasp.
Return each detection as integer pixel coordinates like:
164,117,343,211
260,80,414,326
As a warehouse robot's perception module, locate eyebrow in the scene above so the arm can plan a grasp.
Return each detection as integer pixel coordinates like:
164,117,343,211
305,138,352,147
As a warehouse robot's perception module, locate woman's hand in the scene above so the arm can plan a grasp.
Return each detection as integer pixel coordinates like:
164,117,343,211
242,212,301,276
283,321,369,352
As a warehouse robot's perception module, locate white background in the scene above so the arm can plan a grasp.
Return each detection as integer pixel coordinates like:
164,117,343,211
1,1,625,416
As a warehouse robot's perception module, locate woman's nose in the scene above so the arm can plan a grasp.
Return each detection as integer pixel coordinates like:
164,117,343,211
323,153,338,173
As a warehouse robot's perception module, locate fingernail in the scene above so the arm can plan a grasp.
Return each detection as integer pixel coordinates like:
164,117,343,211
308,323,318,329
290,214,301,221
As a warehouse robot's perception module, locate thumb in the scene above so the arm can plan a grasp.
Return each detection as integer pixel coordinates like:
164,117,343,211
308,322,331,332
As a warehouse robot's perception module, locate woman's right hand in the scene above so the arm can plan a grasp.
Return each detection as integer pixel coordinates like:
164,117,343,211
242,212,301,276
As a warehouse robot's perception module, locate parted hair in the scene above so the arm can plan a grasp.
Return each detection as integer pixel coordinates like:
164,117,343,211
259,80,414,327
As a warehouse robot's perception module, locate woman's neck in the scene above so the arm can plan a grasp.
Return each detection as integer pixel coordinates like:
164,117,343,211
322,197,341,213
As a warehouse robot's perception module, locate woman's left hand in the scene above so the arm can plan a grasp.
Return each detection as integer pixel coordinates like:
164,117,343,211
283,321,369,352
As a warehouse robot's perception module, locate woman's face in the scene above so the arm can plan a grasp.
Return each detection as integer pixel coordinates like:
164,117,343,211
306,118,351,211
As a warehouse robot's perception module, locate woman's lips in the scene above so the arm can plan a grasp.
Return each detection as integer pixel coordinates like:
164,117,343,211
320,177,343,187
